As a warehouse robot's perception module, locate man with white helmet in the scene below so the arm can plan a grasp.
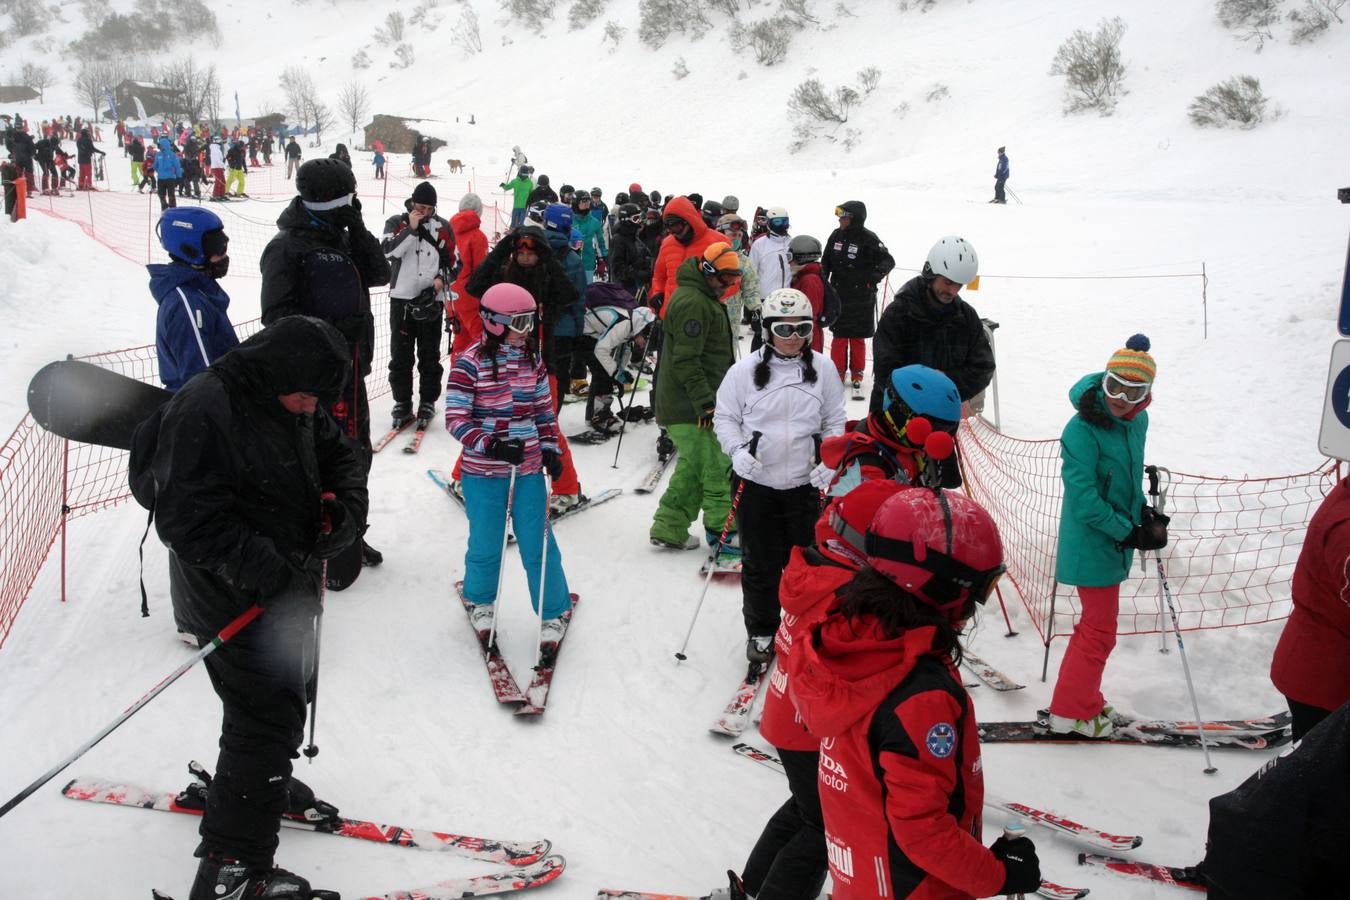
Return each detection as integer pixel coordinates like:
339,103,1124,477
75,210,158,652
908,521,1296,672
748,206,793,313
869,236,994,416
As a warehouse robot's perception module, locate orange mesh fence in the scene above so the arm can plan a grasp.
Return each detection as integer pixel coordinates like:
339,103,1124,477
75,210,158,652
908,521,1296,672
958,415,1338,644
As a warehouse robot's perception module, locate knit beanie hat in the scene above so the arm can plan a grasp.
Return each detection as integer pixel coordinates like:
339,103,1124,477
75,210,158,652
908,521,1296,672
459,192,483,214
411,181,437,206
1106,334,1157,382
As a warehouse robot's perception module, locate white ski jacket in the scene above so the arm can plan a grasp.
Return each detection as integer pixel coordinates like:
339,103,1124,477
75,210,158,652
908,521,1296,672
714,350,847,490
583,305,656,377
749,232,792,299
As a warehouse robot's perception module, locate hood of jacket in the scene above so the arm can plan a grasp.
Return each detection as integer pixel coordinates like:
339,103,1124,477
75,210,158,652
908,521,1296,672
1069,371,1152,427
664,196,711,245
450,208,482,238
513,224,555,260
214,315,351,408
275,195,345,238
789,612,942,738
673,254,719,300
837,200,868,227
147,262,227,306
894,274,961,324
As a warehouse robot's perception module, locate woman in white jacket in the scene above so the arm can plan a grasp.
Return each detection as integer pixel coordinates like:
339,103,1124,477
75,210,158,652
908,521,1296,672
714,288,848,663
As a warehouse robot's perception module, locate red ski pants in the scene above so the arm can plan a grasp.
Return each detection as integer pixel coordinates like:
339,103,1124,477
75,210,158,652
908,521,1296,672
1048,584,1120,720
829,338,866,380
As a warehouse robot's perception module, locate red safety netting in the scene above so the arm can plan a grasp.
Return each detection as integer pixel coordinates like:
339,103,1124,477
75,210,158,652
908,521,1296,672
958,415,1338,644
0,174,515,648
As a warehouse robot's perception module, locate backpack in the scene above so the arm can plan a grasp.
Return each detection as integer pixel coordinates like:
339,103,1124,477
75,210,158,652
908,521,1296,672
583,281,640,311
820,279,842,328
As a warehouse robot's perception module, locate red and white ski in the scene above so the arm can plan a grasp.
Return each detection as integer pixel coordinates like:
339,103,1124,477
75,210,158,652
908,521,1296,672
961,651,1025,691
515,595,580,717
62,777,551,866
373,419,415,453
457,582,527,705
403,426,429,454
993,800,1142,852
1078,853,1206,892
709,661,772,737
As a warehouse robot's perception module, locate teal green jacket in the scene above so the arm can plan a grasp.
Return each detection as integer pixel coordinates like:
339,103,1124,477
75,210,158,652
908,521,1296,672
1055,372,1149,587
573,212,608,271
500,174,534,209
655,257,735,427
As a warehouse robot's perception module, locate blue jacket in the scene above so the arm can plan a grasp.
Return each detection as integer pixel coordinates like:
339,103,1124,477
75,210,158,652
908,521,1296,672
995,153,1010,180
149,262,239,391
1055,372,1149,587
545,229,587,338
154,137,182,180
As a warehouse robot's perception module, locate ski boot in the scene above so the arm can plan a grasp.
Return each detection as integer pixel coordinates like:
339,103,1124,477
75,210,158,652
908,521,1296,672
568,377,589,397
548,492,585,518
707,870,748,900
284,776,341,827
746,635,775,665
361,540,383,567
188,854,338,900
390,401,413,431
415,401,435,429
656,429,675,462
650,534,702,551
706,529,741,559
1046,711,1115,738
589,396,619,436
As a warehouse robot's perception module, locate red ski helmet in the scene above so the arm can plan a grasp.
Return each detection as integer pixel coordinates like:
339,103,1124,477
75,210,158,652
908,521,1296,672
865,488,1005,618
479,283,537,337
816,480,910,569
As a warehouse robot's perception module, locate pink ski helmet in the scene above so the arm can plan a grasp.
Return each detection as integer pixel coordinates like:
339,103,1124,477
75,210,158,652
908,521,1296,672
479,283,537,337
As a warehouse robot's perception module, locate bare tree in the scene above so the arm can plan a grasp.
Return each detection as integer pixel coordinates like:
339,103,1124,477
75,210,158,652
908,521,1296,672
1189,74,1271,128
307,97,335,146
375,10,407,45
1049,17,1128,115
20,61,55,102
159,56,219,123
281,65,317,131
337,80,370,138
73,61,115,121
1215,0,1285,50
452,5,483,53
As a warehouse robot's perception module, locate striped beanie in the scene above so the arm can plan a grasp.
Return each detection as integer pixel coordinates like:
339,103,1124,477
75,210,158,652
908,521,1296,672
1106,334,1157,383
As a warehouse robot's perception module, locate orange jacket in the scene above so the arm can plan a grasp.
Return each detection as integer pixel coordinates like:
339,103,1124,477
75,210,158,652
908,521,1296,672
649,197,726,319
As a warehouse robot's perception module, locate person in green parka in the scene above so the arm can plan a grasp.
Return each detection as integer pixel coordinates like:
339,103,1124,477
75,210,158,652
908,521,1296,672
1047,334,1164,738
500,164,535,228
650,243,743,552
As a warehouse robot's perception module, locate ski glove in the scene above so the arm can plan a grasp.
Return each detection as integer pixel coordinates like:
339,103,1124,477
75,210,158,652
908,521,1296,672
731,447,763,481
486,437,525,466
696,405,717,430
542,448,563,480
314,496,359,560
1118,506,1170,552
991,834,1041,895
809,461,836,492
594,258,608,281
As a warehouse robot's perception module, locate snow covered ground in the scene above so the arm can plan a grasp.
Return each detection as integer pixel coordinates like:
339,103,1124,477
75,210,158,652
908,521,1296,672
2,0,1348,896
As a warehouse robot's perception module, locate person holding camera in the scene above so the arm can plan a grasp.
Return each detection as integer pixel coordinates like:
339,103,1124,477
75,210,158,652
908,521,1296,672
382,181,456,429
1048,334,1164,738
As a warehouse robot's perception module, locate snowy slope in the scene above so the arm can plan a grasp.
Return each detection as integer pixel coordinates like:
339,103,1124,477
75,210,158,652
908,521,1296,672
2,0,1348,897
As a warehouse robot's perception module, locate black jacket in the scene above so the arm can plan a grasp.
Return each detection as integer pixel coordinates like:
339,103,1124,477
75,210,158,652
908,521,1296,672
609,225,653,295
135,317,368,637
821,200,895,339
869,275,995,411
76,131,102,164
10,130,35,166
259,198,391,378
527,184,558,206
466,225,578,372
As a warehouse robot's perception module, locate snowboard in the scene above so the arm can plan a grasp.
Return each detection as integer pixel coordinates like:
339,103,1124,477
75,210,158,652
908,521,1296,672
27,359,171,450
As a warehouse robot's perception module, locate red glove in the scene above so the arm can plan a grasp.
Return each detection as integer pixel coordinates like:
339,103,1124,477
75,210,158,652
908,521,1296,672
595,258,608,281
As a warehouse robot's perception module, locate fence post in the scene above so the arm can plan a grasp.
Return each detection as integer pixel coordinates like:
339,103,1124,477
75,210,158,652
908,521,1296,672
1201,261,1208,340
1040,582,1058,682
60,438,69,605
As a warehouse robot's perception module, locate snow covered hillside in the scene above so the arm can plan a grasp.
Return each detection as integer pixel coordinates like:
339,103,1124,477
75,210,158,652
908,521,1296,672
1,0,1348,897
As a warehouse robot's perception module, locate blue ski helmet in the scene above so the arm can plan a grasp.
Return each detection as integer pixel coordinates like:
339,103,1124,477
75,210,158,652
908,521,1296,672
543,203,574,234
883,365,962,430
158,207,225,265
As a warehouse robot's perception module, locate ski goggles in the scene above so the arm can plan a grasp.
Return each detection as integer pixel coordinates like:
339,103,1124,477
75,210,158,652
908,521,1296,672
622,212,644,225
513,238,541,254
834,206,853,219
717,221,746,233
1101,372,1151,404
768,321,813,339
483,310,536,333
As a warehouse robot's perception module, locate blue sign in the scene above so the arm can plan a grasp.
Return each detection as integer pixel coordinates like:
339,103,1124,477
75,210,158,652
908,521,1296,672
1333,364,1350,430
1339,234,1350,336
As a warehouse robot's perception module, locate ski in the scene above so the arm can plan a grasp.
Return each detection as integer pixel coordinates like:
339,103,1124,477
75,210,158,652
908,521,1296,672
456,581,528,705
569,429,616,445
699,555,742,577
993,800,1142,852
62,777,550,865
635,449,677,494
600,880,1084,900
515,595,580,717
403,426,429,454
1036,707,1293,740
979,718,1290,750
154,854,566,900
961,651,1025,692
731,741,785,774
850,381,865,402
1034,882,1091,900
550,488,623,522
709,661,772,737
428,469,516,543
1077,853,1206,891
373,419,415,453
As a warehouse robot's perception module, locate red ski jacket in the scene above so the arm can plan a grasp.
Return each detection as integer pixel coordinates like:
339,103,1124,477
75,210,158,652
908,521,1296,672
789,616,1005,900
791,263,826,352
1271,476,1350,712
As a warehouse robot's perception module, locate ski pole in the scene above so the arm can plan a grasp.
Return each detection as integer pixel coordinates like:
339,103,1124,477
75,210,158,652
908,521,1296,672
303,493,335,762
1146,465,1216,774
535,469,552,666
487,464,519,652
675,431,759,662
610,340,637,469
0,603,264,820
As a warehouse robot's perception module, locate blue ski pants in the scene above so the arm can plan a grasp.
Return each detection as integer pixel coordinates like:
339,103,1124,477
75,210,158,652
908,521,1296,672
461,472,571,619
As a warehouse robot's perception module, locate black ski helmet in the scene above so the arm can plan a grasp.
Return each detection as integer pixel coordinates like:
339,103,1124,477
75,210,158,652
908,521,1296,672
296,158,356,204
789,234,822,264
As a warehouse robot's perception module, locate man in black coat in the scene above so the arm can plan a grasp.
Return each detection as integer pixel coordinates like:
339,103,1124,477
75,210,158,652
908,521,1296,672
9,121,37,198
131,316,367,900
75,127,104,191
821,200,895,391
869,235,994,413
260,158,390,564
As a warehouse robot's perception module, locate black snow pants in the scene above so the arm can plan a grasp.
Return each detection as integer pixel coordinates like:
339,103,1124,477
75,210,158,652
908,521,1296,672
741,748,828,900
387,298,445,409
737,479,820,638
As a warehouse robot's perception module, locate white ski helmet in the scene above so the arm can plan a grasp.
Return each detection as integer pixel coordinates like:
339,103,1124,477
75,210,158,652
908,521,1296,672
922,236,979,285
761,288,813,339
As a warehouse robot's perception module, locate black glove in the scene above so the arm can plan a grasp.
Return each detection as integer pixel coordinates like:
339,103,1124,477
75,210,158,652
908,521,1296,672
696,404,716,430
649,293,664,316
314,496,359,560
542,448,563,480
487,437,525,465
331,200,367,233
259,560,316,610
1118,505,1171,551
991,834,1041,895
